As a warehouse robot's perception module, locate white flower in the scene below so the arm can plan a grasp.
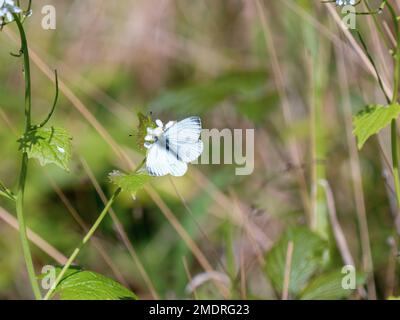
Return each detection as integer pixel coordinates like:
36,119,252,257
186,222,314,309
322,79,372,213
0,0,22,25
335,0,356,6
144,119,175,149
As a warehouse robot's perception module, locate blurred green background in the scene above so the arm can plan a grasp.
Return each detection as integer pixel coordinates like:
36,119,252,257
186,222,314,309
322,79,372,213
0,0,399,299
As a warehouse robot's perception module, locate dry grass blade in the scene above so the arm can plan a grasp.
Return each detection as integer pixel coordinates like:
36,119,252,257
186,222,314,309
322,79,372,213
282,241,294,300
336,42,377,299
0,206,67,265
254,0,310,218
319,180,367,298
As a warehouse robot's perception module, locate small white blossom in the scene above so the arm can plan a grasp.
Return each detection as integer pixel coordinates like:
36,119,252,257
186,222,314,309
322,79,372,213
335,0,356,6
155,119,163,128
144,119,176,149
0,0,22,25
109,170,122,179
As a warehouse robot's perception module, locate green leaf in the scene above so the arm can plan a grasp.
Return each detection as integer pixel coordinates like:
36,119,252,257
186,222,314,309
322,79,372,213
353,104,400,149
52,267,137,300
265,227,326,297
136,112,156,152
299,270,365,300
109,170,152,196
19,126,72,171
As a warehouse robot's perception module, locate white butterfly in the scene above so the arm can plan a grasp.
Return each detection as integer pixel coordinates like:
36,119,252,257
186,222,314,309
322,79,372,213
144,117,203,177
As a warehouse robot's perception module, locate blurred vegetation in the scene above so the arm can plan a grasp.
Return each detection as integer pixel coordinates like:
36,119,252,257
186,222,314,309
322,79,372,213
0,0,399,299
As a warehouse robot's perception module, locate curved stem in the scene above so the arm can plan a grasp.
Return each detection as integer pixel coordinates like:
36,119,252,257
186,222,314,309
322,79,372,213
13,14,41,299
43,187,122,300
38,69,58,128
356,30,390,104
14,15,31,130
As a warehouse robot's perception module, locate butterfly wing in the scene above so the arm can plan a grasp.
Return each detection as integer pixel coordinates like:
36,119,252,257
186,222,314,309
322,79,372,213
164,117,203,163
146,140,188,177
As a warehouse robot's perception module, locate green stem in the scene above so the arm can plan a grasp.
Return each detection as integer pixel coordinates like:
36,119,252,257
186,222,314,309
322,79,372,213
391,120,400,207
16,155,41,299
38,70,58,128
388,2,400,208
13,14,41,299
356,30,390,103
14,15,31,130
43,187,122,300
43,160,144,300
